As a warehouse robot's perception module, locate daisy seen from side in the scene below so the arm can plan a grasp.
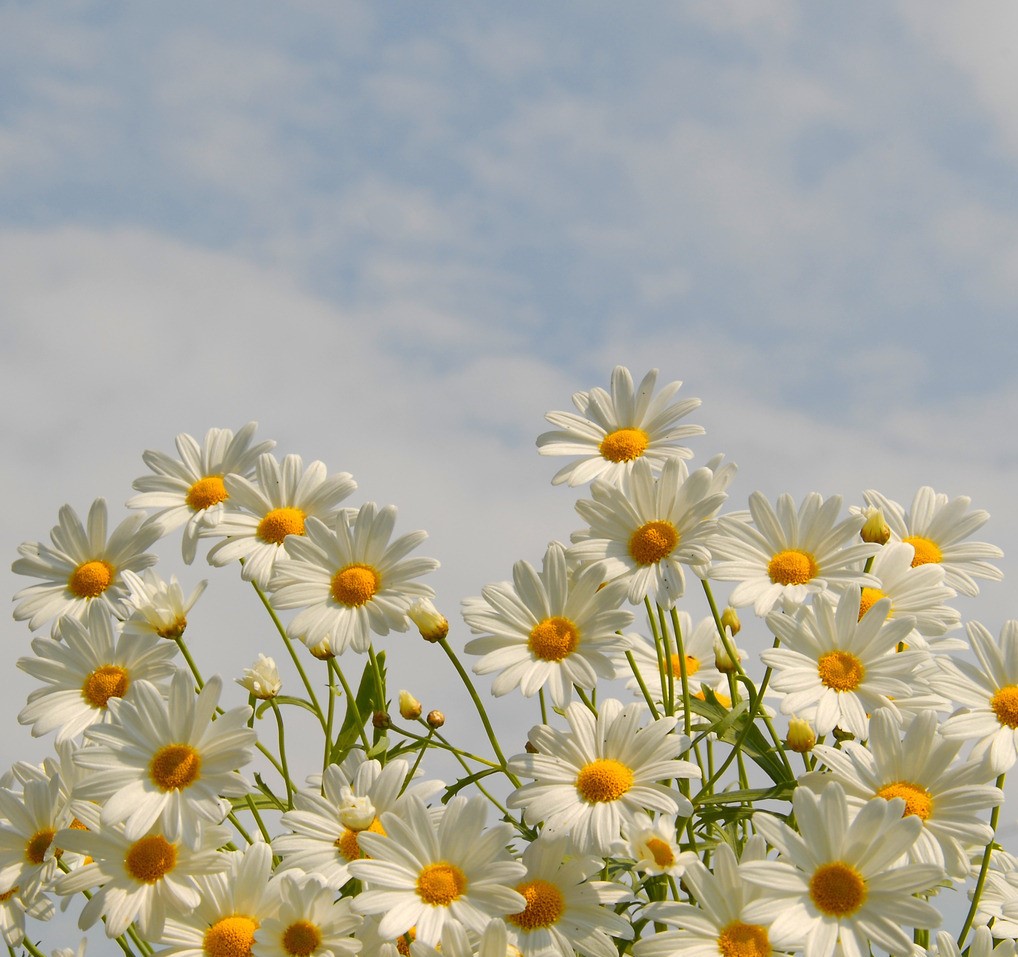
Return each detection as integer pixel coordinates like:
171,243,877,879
120,569,207,641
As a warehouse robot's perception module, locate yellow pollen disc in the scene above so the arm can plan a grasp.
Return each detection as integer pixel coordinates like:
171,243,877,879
257,507,307,545
67,560,114,599
0,886,17,902
904,535,943,567
877,781,934,821
528,616,580,662
809,861,867,917
282,920,322,957
991,685,1018,729
717,920,771,957
24,829,56,865
156,616,187,640
628,520,679,565
507,878,566,930
395,929,416,957
767,549,818,586
599,427,650,463
575,758,634,803
204,915,259,957
330,563,381,607
670,653,700,677
334,817,386,862
817,650,865,692
81,664,130,709
186,475,228,511
645,837,675,868
69,817,89,832
858,587,887,621
149,743,202,791
125,834,177,883
694,688,732,708
416,862,467,906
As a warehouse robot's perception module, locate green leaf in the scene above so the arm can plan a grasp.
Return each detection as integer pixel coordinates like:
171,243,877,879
329,654,385,765
442,768,500,802
254,695,319,719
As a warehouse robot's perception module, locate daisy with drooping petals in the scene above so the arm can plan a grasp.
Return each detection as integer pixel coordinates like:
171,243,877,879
862,486,1004,596
268,503,439,656
507,698,699,856
253,871,362,957
73,671,255,848
537,366,704,487
12,499,161,631
741,784,944,957
462,541,633,708
349,795,527,946
0,776,70,902
0,885,53,949
121,569,207,641
710,492,879,616
127,422,275,563
205,452,358,589
17,601,178,744
569,457,729,608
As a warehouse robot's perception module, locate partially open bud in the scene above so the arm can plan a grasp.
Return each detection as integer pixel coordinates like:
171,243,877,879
236,653,281,700
372,710,391,730
786,716,816,753
337,786,376,830
860,506,891,545
399,690,422,721
408,598,449,642
426,709,445,729
720,606,741,637
306,638,335,660
713,637,741,674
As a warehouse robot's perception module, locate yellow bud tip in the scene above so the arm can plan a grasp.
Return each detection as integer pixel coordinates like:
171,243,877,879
408,598,449,642
720,607,741,636
860,507,891,545
372,711,391,730
399,690,422,721
786,717,816,753
426,709,445,729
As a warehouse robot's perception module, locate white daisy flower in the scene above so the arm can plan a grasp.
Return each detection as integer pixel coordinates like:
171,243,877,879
536,366,705,487
462,541,632,708
51,939,87,957
253,871,362,957
862,486,1004,596
269,503,439,656
929,927,1016,957
12,499,161,631
0,885,53,949
809,708,1003,880
237,654,282,700
762,586,923,738
205,452,357,589
121,569,207,641
18,601,178,744
507,699,699,856
73,671,256,848
710,492,879,616
0,776,70,901
569,457,729,608
617,811,695,878
741,784,944,957
349,795,527,946
409,918,515,957
127,422,275,563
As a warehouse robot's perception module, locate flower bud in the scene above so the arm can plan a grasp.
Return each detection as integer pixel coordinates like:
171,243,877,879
399,690,422,721
426,709,445,729
786,716,816,753
236,654,281,700
525,740,539,754
372,710,391,730
713,638,741,674
860,506,891,545
720,606,741,637
337,786,376,830
408,598,449,642
306,638,335,660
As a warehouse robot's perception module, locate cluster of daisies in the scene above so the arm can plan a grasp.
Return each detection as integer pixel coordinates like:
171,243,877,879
3,365,1017,957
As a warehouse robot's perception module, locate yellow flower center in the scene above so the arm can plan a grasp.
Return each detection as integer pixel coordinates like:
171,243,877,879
257,507,307,545
125,834,177,883
644,837,675,868
528,616,580,662
0,886,17,902
282,920,322,957
204,915,259,957
156,616,188,640
809,861,867,917
81,664,130,709
599,428,650,463
717,921,771,957
186,475,228,511
24,829,56,865
767,549,818,586
903,535,943,567
149,743,202,791
330,563,380,607
575,758,634,803
991,685,1018,729
334,817,386,862
670,653,700,677
395,929,416,957
629,520,679,565
817,651,865,691
416,862,467,906
857,587,888,621
67,560,114,598
877,781,934,821
508,878,566,930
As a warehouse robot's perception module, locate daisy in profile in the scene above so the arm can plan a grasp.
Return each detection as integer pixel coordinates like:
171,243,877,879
253,871,362,957
73,671,256,847
741,784,944,957
121,569,207,641
710,492,879,616
462,541,633,708
862,486,1004,596
12,499,161,631
269,503,439,656
17,601,178,744
206,452,358,589
536,366,704,487
762,585,923,738
507,699,699,856
127,422,275,563
349,795,526,946
569,458,729,608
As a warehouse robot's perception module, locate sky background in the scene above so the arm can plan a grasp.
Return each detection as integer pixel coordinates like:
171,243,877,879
2,0,1018,946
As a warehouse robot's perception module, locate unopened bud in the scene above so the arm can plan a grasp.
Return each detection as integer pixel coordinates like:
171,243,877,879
720,607,741,636
236,654,281,700
713,638,740,674
860,507,891,545
306,639,335,660
525,740,539,754
785,717,816,753
372,710,391,730
408,598,449,642
399,690,422,721
426,709,445,729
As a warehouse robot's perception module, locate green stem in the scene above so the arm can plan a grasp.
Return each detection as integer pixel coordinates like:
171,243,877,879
324,661,337,775
329,657,371,751
670,608,693,741
173,635,205,689
226,809,254,845
958,772,1007,946
538,688,548,725
270,698,294,807
246,792,275,845
625,649,661,719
